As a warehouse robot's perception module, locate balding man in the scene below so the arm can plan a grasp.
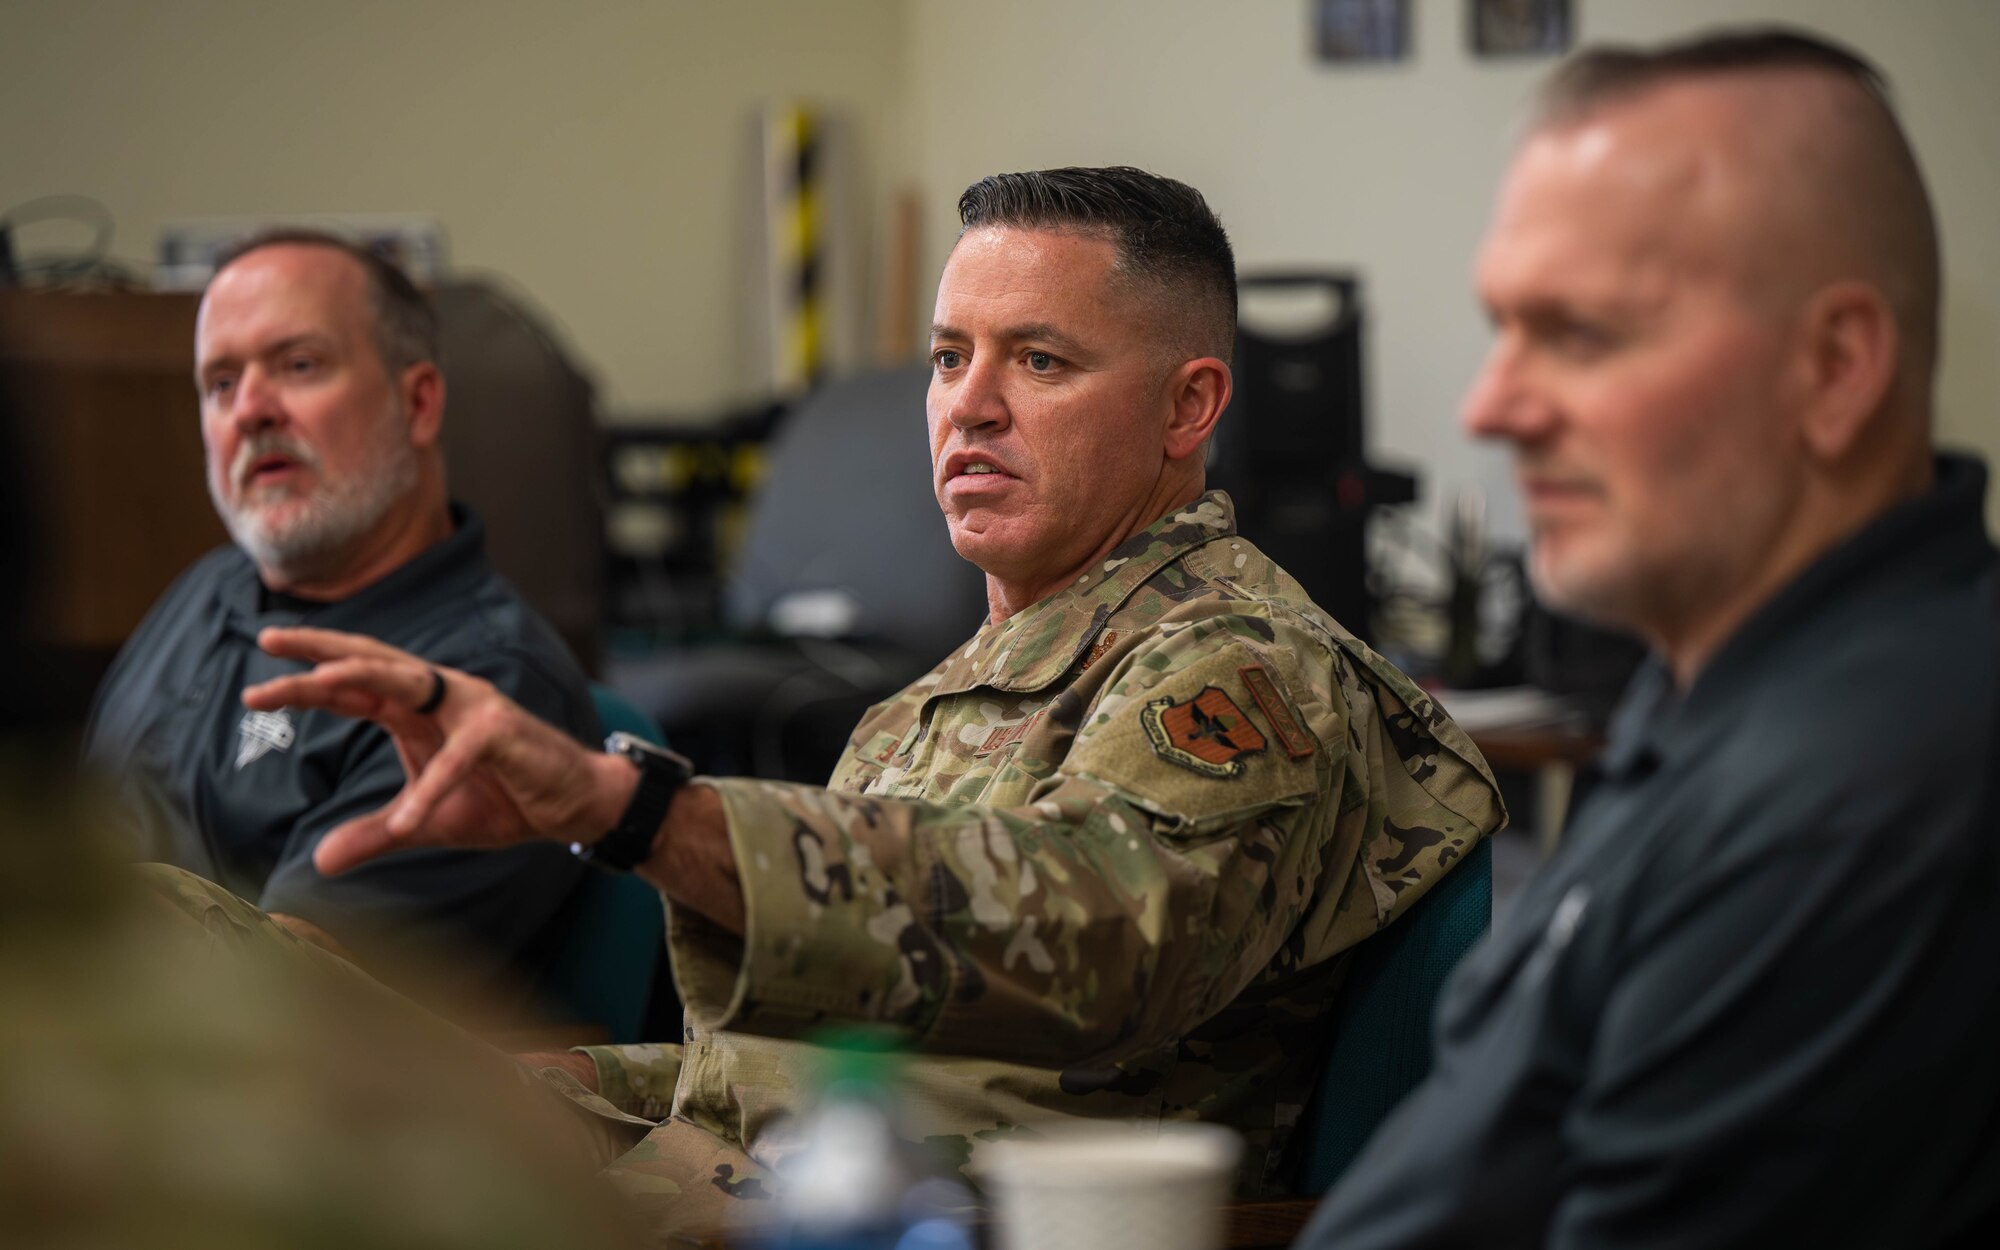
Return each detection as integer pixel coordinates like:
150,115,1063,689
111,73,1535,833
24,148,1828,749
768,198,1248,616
1300,29,2000,1247
85,232,598,1006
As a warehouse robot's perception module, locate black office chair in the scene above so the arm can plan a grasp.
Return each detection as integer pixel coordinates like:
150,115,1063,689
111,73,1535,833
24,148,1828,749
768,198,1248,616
608,365,988,783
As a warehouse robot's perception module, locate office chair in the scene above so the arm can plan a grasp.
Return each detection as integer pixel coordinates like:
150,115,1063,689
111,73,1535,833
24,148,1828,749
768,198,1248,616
536,686,674,1044
1215,838,1493,1249
609,365,988,783
1293,835,1493,1192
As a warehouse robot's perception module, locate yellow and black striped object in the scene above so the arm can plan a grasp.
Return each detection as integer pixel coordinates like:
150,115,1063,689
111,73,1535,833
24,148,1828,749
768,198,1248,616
765,103,823,393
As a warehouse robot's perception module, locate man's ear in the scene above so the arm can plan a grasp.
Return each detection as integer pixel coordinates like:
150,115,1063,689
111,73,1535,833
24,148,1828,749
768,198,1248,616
1792,280,1897,462
1164,357,1232,462
400,362,446,449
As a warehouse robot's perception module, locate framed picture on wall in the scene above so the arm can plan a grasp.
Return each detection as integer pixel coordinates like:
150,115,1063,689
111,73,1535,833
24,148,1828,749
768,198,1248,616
1315,0,1410,64
1470,0,1571,57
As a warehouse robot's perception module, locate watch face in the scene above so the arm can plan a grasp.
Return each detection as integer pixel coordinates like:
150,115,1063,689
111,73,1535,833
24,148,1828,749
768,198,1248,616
604,731,693,777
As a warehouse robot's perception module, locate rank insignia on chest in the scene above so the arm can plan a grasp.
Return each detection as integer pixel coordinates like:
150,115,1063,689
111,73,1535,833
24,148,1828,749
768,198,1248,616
1080,630,1121,672
1141,686,1267,778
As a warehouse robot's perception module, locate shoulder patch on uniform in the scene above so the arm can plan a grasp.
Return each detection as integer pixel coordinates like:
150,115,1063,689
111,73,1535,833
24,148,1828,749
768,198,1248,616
1141,686,1267,778
1239,665,1315,760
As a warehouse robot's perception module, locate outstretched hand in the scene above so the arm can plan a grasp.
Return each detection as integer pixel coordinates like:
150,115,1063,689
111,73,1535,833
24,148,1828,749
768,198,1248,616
243,627,633,877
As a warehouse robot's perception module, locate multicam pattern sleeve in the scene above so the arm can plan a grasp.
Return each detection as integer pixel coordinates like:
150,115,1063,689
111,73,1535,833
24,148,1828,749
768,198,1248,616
665,494,1503,1071
575,1043,684,1121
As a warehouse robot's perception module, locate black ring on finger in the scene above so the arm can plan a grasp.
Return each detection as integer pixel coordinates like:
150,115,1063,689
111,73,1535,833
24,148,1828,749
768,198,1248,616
416,668,448,715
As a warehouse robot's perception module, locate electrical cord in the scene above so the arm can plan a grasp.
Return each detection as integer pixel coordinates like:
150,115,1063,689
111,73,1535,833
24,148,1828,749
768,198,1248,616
0,194,146,290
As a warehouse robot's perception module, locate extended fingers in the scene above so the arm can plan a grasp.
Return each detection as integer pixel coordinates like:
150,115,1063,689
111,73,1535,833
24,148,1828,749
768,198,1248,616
312,809,405,876
257,626,416,666
245,656,443,719
385,724,491,836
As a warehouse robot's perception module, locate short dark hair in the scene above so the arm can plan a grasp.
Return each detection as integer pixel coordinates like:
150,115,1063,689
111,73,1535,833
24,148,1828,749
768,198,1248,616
956,166,1237,364
211,229,441,375
1533,26,1892,125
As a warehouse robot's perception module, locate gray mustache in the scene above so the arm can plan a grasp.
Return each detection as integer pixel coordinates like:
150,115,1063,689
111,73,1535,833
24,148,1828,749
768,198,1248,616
230,433,320,491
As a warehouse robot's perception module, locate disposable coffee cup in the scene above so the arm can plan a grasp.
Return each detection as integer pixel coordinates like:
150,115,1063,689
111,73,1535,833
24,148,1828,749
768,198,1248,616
979,1122,1243,1250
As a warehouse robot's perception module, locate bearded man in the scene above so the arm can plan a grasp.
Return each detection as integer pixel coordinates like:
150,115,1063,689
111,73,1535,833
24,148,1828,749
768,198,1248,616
84,232,598,1003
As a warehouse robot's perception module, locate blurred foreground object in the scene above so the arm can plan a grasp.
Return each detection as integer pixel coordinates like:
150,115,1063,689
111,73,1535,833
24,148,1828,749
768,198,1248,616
0,757,646,1250
749,1031,974,1250
980,1124,1241,1250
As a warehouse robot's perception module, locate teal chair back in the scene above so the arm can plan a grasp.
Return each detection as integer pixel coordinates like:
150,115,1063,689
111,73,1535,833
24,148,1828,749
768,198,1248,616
539,687,671,1043
1293,836,1493,1193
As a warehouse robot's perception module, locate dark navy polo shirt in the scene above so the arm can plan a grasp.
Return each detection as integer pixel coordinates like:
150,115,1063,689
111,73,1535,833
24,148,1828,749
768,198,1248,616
1301,455,2000,1248
85,505,598,996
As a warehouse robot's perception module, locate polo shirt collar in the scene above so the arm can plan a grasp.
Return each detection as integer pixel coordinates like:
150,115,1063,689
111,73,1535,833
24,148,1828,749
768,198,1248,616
1599,454,1991,779
222,503,489,633
931,491,1238,696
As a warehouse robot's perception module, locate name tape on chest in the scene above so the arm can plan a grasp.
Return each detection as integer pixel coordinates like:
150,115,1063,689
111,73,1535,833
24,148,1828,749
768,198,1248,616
978,709,1044,756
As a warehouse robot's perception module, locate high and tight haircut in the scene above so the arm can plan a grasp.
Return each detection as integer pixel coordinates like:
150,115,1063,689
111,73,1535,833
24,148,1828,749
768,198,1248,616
211,229,442,375
1529,26,1940,371
956,166,1237,365
1531,26,1900,125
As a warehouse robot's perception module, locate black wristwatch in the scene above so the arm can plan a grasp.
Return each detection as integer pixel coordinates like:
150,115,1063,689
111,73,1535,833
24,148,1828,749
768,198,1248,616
570,731,694,872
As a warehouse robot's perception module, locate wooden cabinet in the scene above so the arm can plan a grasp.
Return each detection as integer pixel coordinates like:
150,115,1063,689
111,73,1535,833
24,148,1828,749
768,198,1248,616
0,291,223,653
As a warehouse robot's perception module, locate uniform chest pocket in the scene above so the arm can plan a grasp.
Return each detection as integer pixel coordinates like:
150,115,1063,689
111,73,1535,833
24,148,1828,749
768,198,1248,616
896,695,1054,807
834,717,934,799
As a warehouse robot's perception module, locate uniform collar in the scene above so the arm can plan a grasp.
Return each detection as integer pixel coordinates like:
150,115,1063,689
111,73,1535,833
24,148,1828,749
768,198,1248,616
931,492,1237,696
221,503,490,635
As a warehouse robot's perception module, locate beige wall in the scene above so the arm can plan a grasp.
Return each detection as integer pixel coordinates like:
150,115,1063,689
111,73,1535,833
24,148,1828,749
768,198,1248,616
905,0,2000,535
8,0,1995,527
2,0,910,418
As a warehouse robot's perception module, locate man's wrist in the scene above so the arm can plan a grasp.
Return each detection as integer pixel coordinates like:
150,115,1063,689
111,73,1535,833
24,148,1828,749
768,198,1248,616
634,784,712,887
576,751,644,846
634,783,743,934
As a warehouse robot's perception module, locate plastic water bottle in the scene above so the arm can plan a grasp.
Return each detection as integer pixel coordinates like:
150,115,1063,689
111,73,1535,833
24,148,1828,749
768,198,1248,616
757,1033,974,1250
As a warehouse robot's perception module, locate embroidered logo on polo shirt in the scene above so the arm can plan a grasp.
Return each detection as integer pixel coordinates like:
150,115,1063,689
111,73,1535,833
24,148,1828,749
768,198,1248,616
236,709,296,769
1522,882,1592,987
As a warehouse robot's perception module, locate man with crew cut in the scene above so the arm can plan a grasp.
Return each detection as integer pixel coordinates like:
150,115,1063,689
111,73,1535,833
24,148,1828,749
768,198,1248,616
1301,29,2000,1247
226,167,1506,1237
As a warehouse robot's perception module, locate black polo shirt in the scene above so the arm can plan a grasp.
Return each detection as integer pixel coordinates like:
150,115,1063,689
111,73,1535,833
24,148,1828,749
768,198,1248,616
1301,454,2000,1248
85,506,597,996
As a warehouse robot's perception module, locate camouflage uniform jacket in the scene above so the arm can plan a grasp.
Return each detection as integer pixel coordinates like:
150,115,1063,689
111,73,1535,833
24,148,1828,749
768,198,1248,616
583,492,1503,1200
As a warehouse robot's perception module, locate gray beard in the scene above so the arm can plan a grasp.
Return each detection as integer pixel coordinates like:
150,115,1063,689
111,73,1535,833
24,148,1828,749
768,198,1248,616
210,414,420,586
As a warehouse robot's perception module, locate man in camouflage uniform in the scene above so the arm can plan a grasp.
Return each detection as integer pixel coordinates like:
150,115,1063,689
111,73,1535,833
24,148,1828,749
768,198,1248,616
240,167,1504,1239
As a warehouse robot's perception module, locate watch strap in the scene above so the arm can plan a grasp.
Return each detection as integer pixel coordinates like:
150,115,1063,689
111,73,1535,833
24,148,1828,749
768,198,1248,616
572,732,691,872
